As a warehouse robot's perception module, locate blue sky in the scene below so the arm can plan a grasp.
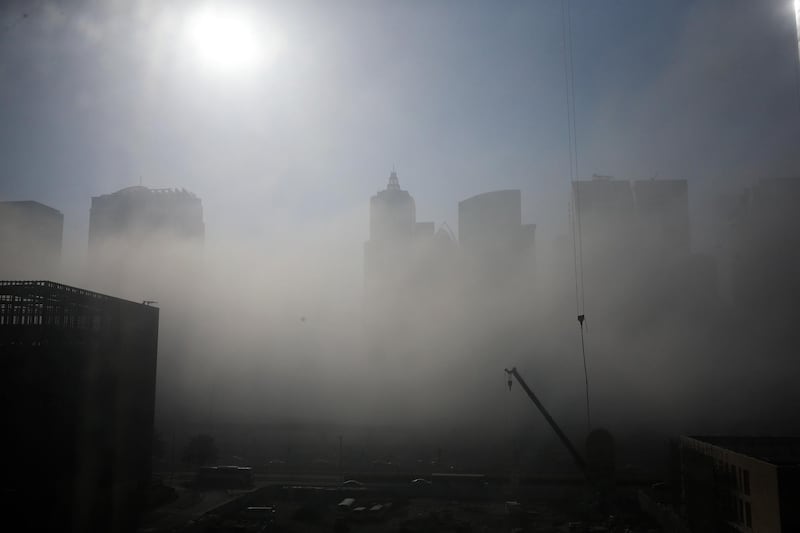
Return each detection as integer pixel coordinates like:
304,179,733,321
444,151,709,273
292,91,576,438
1,0,799,259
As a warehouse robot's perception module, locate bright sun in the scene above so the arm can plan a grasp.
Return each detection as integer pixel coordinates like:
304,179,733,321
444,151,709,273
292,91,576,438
185,5,280,75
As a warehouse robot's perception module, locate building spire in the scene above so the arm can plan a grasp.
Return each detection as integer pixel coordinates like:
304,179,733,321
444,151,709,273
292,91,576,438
387,169,400,190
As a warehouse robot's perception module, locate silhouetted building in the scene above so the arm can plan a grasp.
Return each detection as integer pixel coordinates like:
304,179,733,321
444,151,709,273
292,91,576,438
87,186,204,297
363,171,445,360
368,171,415,244
571,176,710,326
727,177,800,316
0,281,159,533
364,171,436,292
89,185,204,251
681,436,800,533
632,179,690,256
0,201,63,279
458,190,535,280
365,171,416,288
572,176,637,253
572,176,689,256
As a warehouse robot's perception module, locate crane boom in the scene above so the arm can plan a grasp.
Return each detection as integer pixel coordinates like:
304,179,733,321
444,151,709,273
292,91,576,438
504,367,587,476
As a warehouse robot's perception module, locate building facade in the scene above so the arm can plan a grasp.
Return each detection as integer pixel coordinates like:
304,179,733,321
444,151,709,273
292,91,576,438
0,200,63,279
572,176,689,258
0,281,159,533
364,171,417,289
89,186,204,249
571,176,712,328
681,436,800,533
458,189,535,282
87,186,205,298
726,177,800,315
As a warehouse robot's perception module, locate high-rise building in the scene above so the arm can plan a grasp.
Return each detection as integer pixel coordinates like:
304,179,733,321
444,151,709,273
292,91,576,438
368,171,415,244
727,177,800,314
364,171,432,290
572,177,638,257
0,200,63,279
571,176,708,327
363,171,444,361
0,281,159,533
458,190,535,279
572,176,689,257
632,179,690,255
89,186,204,250
87,186,205,298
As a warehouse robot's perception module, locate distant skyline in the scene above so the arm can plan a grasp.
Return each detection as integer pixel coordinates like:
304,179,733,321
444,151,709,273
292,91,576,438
1,0,799,269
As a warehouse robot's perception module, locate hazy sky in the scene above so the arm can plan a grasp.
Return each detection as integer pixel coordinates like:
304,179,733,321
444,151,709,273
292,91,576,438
1,0,799,259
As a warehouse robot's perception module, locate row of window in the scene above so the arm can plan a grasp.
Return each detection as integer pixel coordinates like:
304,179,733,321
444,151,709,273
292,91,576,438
714,459,750,496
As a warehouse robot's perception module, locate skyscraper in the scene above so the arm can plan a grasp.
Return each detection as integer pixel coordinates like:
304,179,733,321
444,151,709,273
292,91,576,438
571,176,689,257
458,189,535,280
363,171,441,360
87,186,204,297
572,177,638,257
571,176,709,328
632,179,690,256
369,170,415,245
728,177,800,315
364,171,430,291
0,200,63,279
89,186,204,250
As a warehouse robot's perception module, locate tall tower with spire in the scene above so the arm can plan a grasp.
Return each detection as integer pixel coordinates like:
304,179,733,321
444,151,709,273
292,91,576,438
368,170,416,244
363,170,419,317
363,170,452,362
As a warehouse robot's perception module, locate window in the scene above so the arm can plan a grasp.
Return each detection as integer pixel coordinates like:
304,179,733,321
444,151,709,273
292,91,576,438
745,502,752,528
743,470,750,495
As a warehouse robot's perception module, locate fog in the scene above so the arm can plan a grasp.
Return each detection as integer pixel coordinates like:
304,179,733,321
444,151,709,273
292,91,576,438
2,0,800,473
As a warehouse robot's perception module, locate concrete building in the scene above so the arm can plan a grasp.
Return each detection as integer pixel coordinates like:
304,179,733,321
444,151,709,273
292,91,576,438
572,176,688,256
458,189,535,279
87,186,204,297
0,200,63,279
680,436,800,533
0,281,159,533
570,176,710,327
89,186,204,251
632,179,690,256
363,171,449,362
364,171,435,290
727,177,800,314
368,171,415,245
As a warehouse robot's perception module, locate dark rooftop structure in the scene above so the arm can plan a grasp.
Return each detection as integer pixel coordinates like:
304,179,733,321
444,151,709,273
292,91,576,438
0,281,159,533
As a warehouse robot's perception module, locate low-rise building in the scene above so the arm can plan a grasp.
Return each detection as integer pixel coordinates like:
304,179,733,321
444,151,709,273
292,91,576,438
680,436,800,533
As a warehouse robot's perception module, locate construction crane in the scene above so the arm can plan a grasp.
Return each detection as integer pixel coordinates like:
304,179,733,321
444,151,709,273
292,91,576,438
504,367,588,477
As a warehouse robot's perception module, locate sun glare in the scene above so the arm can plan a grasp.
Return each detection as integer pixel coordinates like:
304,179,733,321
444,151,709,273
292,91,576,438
185,5,281,75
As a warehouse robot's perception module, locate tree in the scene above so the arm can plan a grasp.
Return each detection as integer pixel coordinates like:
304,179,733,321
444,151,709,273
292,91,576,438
182,434,219,467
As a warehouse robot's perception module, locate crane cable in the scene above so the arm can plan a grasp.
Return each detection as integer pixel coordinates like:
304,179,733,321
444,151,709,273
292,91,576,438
561,0,591,432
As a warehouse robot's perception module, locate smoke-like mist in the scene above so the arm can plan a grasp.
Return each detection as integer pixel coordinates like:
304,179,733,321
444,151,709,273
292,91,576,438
2,0,800,473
